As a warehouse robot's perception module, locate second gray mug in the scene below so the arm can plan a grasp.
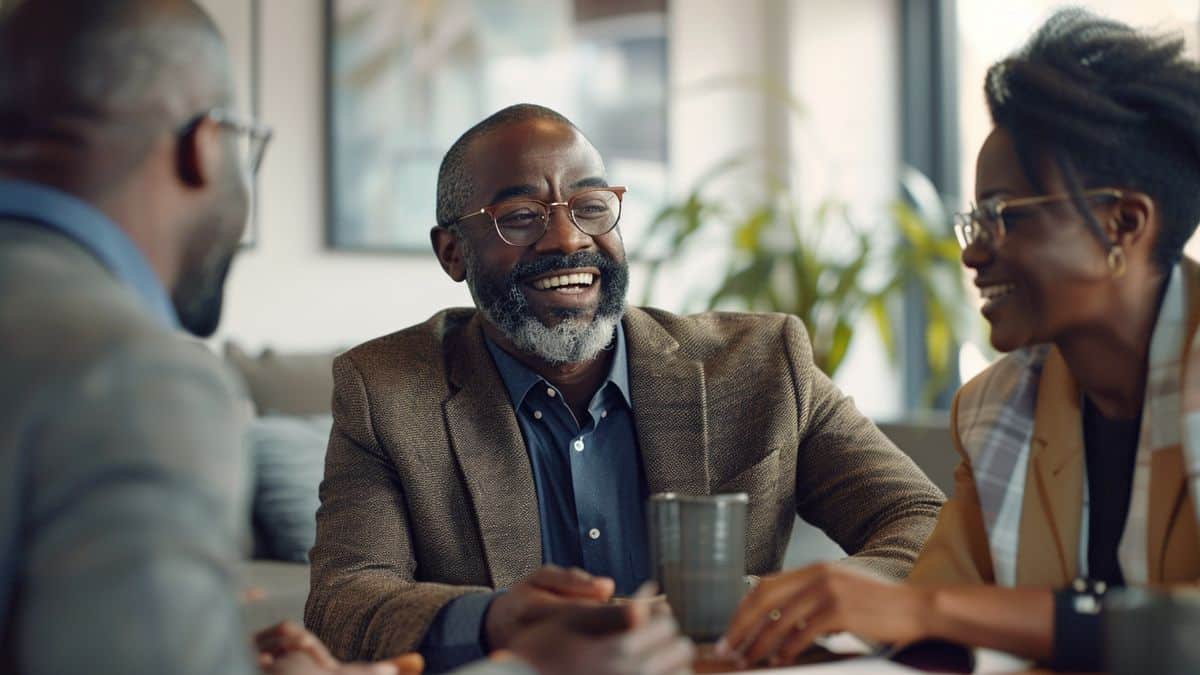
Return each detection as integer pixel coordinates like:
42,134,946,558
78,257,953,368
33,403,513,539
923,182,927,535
647,492,749,642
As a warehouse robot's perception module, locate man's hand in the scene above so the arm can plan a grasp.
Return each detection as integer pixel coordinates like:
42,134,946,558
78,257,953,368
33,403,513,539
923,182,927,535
485,565,616,649
502,596,694,675
254,621,422,675
256,621,340,670
718,563,931,667
263,653,405,675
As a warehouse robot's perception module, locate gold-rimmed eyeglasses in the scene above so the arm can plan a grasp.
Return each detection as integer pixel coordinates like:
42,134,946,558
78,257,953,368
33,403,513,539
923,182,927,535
453,186,627,247
180,108,274,175
953,188,1123,250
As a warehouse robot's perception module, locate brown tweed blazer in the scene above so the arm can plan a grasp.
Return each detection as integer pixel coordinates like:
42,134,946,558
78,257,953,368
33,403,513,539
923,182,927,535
305,307,945,660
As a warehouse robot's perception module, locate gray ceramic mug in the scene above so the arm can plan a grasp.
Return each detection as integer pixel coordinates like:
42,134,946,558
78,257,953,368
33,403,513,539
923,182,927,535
647,492,749,642
1104,587,1200,674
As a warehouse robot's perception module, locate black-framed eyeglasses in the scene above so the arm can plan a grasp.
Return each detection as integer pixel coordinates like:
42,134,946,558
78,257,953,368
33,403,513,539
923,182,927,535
453,186,627,247
953,188,1122,250
180,108,273,174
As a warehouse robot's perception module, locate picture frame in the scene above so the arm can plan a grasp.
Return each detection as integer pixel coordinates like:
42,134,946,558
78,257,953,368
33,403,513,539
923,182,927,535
198,0,262,248
324,0,669,253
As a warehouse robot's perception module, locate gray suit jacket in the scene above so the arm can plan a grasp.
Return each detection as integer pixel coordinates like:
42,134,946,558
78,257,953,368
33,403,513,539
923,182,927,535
0,220,256,674
307,308,945,661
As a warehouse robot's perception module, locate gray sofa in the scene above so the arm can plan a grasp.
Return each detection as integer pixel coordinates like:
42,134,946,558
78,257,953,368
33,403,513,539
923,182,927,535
225,344,958,631
226,344,335,631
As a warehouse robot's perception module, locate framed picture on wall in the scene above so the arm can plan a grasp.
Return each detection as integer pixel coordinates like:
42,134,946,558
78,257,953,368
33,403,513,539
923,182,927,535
325,0,669,253
197,0,262,248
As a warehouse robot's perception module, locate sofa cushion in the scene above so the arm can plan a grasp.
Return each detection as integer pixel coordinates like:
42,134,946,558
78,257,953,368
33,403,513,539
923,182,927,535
225,342,336,416
248,415,331,562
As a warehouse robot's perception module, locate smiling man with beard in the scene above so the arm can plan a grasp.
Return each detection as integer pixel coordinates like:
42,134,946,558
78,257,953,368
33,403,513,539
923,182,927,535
306,104,945,672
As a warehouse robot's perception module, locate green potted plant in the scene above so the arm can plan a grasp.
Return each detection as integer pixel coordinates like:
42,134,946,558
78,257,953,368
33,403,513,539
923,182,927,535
640,159,968,408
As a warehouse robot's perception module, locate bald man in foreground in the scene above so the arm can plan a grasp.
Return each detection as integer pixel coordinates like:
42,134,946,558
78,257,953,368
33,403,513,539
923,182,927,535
0,2,691,675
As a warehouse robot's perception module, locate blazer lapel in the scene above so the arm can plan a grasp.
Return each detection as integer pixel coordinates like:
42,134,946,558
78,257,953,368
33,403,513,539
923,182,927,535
1146,259,1200,580
624,309,710,495
1147,447,1187,582
1021,348,1084,585
443,314,542,588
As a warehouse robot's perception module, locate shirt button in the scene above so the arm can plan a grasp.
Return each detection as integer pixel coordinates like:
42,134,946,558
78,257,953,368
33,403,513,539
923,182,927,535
546,388,557,398
600,409,608,419
573,439,585,452
533,410,543,420
588,528,601,540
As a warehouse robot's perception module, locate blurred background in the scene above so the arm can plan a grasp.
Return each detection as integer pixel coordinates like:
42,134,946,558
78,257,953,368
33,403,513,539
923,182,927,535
4,0,1199,608
4,0,1198,422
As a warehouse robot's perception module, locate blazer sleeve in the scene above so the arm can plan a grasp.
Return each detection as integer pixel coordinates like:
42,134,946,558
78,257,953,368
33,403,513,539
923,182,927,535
305,354,489,661
783,315,946,580
907,390,995,586
16,340,257,675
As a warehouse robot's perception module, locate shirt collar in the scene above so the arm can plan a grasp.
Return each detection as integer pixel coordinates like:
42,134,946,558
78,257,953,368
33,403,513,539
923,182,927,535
484,321,633,410
0,179,180,330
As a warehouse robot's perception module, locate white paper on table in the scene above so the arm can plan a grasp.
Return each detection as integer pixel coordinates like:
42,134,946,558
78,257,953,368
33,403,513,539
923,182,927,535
731,657,921,674
973,648,1033,673
722,634,1034,674
723,634,918,674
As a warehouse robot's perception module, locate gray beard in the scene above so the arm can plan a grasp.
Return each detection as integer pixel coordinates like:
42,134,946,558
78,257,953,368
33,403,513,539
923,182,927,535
462,246,626,366
485,306,621,365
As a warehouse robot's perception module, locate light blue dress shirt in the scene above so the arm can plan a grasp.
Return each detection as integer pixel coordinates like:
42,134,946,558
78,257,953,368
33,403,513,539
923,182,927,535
0,179,179,329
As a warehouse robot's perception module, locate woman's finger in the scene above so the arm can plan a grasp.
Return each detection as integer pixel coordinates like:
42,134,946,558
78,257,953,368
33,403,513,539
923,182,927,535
741,590,824,664
776,605,837,664
722,568,819,650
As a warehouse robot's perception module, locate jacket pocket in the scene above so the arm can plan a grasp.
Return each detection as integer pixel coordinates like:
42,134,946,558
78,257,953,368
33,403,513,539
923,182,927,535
714,447,781,496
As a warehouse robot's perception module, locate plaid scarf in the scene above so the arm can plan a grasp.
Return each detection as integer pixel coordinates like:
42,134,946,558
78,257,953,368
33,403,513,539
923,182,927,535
967,264,1190,586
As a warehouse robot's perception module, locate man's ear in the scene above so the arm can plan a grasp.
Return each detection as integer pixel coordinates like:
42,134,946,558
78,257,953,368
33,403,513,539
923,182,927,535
432,226,467,282
176,116,222,188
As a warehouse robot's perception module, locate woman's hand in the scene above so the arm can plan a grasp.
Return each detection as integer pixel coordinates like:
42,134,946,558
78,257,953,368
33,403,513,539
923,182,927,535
718,563,932,666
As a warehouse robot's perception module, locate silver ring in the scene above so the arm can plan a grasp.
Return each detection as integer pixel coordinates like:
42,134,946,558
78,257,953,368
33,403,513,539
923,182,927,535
768,609,782,622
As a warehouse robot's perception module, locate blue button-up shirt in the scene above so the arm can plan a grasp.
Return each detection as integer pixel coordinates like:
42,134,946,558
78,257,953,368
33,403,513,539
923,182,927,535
486,325,650,590
420,324,651,672
0,180,180,330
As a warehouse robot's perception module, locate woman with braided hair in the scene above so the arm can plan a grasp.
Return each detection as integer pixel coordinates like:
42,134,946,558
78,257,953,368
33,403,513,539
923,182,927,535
716,8,1200,670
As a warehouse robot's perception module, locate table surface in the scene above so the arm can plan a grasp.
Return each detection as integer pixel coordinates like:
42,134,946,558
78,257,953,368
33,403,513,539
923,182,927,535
691,635,1096,674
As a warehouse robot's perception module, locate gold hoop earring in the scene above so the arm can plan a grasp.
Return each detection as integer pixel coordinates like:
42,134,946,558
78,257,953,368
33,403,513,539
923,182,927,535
1107,245,1127,279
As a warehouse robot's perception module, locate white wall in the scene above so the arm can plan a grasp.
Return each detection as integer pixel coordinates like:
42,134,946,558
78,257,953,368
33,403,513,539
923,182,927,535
211,0,902,417
791,0,903,418
217,0,785,353
214,0,470,353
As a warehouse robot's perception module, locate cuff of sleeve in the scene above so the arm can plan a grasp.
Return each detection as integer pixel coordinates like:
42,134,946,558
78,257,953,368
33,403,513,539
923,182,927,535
419,591,500,673
1051,587,1104,672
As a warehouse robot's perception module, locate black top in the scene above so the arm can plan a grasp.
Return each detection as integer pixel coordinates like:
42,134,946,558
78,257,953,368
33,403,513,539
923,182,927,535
1052,396,1142,671
1082,396,1142,585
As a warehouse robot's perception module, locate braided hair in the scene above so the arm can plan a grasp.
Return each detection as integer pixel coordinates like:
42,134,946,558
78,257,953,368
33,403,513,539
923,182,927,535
985,8,1200,270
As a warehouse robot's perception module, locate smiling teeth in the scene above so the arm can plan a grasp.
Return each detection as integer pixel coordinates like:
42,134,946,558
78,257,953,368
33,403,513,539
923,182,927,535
980,283,1015,300
533,273,595,290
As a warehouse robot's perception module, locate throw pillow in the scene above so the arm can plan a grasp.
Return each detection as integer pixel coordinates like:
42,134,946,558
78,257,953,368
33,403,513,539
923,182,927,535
248,415,331,562
224,342,337,417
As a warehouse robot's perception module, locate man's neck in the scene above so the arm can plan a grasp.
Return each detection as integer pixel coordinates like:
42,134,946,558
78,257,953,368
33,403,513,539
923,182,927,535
482,320,614,423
